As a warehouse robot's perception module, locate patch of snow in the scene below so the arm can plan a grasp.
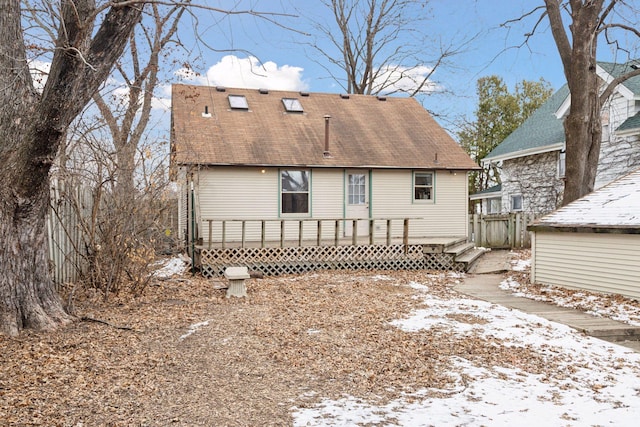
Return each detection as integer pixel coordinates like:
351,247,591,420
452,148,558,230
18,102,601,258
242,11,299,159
153,257,187,278
511,258,531,271
179,320,211,341
408,281,429,292
292,278,640,426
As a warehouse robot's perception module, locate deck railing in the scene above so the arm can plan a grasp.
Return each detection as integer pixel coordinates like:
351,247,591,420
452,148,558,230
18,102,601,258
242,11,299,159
201,217,419,249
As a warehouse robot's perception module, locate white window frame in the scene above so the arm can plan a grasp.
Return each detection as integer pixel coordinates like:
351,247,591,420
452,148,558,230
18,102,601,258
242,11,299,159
558,150,566,178
487,197,501,214
511,194,523,212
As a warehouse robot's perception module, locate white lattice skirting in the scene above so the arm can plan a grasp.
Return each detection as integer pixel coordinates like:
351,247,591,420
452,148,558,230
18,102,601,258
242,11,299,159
199,244,466,278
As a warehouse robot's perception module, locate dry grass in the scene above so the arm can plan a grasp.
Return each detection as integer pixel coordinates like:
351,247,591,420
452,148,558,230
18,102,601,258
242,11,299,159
1,267,556,426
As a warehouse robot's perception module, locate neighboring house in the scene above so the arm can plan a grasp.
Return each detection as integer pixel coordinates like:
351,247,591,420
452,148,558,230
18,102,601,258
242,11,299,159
170,84,479,245
469,184,502,214
528,168,640,301
479,61,640,215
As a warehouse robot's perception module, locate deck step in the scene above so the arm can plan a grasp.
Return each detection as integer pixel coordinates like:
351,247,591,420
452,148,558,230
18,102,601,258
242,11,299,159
445,242,476,256
454,247,486,265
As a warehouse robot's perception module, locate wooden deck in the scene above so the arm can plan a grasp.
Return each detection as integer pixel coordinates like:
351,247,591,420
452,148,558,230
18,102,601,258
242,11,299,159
196,235,485,278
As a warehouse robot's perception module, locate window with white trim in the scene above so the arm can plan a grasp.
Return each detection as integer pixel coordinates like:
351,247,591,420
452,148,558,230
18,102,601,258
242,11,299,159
281,170,309,214
414,172,434,201
558,150,566,178
487,197,501,214
511,194,523,211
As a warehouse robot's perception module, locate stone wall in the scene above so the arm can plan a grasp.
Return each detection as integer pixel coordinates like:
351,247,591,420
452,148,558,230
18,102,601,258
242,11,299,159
596,133,640,189
501,152,564,214
499,132,640,214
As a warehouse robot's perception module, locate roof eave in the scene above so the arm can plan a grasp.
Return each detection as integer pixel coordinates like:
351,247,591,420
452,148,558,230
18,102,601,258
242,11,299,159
173,161,480,170
529,224,640,234
482,142,564,165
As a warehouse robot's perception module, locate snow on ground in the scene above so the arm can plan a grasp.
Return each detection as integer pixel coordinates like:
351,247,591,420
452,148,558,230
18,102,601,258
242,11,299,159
292,271,640,426
152,256,188,278
501,255,640,327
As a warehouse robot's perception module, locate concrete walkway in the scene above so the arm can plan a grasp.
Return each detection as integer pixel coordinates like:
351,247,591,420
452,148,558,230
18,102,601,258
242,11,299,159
457,250,640,352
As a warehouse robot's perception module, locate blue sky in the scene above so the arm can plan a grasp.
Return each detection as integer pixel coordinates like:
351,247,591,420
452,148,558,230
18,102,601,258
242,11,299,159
168,1,576,131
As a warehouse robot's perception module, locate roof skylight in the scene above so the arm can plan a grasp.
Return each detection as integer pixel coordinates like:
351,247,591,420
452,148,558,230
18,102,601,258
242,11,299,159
282,98,304,113
228,94,249,110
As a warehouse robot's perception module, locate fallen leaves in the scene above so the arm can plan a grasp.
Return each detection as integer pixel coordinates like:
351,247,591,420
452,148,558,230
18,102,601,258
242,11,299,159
0,264,564,425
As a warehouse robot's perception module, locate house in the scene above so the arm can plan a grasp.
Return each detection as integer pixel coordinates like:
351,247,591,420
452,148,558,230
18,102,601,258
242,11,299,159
528,168,640,301
170,84,480,276
479,61,640,215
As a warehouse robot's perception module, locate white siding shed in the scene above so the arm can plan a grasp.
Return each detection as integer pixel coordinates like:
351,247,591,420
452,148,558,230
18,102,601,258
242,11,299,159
529,168,640,300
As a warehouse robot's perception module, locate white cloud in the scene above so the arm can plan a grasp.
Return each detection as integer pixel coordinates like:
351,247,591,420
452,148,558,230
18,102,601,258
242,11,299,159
177,55,309,91
372,64,441,95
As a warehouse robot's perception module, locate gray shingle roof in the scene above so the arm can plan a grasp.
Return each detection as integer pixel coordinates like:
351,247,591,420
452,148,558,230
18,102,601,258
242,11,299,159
484,60,640,163
617,112,640,133
598,61,640,94
482,85,568,162
469,184,502,200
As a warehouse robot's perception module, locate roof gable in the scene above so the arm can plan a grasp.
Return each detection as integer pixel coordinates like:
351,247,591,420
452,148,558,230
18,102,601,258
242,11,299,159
170,84,479,170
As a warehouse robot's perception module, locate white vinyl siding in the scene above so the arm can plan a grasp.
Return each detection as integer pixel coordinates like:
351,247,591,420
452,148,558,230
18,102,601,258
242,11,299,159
198,167,345,243
198,167,280,242
371,170,468,237
532,231,640,300
195,167,470,243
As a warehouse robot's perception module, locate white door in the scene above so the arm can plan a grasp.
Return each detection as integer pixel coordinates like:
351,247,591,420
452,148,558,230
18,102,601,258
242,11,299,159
345,171,369,237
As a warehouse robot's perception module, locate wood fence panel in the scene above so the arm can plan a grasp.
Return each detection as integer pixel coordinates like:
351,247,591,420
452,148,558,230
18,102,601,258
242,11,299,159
47,182,93,288
469,213,534,249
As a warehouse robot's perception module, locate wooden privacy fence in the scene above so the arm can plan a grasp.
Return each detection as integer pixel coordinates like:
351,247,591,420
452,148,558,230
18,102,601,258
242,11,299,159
47,182,93,288
469,213,535,249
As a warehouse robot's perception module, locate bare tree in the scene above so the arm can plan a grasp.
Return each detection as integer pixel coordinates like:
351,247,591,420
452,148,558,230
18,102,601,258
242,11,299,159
93,2,186,197
0,1,290,335
541,0,640,205
303,0,461,96
0,0,145,336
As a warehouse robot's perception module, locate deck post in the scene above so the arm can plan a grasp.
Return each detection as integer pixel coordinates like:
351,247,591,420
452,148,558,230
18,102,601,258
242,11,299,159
334,220,340,246
241,220,246,248
280,220,285,247
403,219,409,252
298,220,304,246
369,219,374,245
352,219,358,245
317,220,322,246
207,219,212,250
261,221,266,248
386,219,392,245
221,220,226,249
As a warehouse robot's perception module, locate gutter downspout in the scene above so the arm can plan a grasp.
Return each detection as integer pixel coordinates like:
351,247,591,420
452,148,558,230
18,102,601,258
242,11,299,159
190,180,196,275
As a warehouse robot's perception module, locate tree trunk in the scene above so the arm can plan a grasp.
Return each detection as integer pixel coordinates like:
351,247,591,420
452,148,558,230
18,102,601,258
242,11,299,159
544,0,604,206
0,0,143,335
0,187,73,336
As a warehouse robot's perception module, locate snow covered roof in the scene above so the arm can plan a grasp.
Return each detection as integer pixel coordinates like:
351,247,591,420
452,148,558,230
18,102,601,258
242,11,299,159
529,168,640,231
